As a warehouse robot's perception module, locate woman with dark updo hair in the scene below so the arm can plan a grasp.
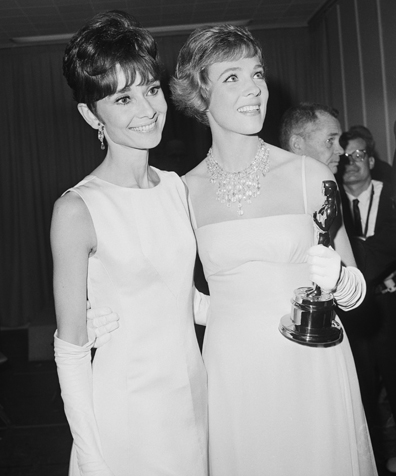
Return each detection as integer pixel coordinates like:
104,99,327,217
51,11,208,476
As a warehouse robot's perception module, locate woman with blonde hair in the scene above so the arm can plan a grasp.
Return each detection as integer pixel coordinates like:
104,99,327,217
169,24,376,476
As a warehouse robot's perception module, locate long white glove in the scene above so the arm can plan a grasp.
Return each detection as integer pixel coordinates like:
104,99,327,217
307,245,366,311
333,266,366,311
54,332,114,475
193,287,210,326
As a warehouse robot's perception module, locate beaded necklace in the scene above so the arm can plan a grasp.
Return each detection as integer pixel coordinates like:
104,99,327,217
205,138,270,216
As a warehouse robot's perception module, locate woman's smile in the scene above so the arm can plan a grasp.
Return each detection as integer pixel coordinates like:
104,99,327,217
206,56,268,136
237,104,261,114
95,67,167,150
129,118,158,133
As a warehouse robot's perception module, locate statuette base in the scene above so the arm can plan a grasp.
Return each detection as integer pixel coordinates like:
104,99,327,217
279,286,343,347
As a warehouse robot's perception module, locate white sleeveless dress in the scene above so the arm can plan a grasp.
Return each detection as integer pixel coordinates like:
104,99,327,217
66,169,208,476
190,157,377,476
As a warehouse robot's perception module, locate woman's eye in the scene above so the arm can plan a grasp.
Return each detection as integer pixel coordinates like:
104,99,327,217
148,86,160,96
116,96,131,105
254,70,264,79
224,74,238,82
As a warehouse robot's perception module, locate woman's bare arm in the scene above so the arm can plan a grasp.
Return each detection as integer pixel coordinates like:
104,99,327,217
50,192,96,345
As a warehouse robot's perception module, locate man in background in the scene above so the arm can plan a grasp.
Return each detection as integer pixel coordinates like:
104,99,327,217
279,102,344,174
279,102,345,241
346,124,393,186
338,126,396,472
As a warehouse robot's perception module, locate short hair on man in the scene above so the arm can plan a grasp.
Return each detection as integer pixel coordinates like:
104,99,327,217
339,125,375,158
279,102,339,151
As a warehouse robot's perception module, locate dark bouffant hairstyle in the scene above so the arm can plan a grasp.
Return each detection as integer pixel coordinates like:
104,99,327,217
279,102,339,151
339,125,375,157
63,10,161,115
170,24,265,126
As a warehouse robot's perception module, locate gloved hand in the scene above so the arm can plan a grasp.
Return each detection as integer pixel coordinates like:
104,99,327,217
193,288,210,326
86,303,120,348
307,244,341,292
54,333,115,475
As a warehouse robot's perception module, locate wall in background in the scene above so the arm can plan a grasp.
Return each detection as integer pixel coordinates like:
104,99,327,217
311,0,396,163
1,26,311,330
3,0,396,332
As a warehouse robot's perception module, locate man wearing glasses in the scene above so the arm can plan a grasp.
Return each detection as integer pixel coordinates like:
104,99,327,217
339,126,396,473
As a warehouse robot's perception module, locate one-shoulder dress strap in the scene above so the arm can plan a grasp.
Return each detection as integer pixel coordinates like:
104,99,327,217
301,155,308,215
181,175,198,230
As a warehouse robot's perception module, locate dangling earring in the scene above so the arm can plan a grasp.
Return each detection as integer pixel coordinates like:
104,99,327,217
98,124,105,150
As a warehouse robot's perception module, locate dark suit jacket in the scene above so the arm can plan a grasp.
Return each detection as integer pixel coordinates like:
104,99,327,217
339,182,396,287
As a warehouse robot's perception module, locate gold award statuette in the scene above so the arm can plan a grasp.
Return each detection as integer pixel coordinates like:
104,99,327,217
279,180,343,347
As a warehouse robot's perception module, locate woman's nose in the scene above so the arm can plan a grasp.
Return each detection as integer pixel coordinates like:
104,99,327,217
244,78,261,97
137,97,156,118
246,85,261,97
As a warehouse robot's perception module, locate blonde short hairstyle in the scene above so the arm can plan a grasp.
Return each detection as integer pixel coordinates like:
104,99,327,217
170,24,265,126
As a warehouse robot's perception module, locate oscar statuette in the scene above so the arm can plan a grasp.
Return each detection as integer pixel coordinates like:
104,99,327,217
279,180,343,347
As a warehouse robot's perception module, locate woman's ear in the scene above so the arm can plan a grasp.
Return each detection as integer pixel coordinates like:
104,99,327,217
77,103,101,129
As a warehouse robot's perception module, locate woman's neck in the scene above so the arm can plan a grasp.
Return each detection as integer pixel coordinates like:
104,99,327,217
92,147,157,189
210,134,261,172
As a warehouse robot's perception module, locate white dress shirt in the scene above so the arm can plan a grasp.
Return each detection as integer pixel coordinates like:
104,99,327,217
345,180,383,239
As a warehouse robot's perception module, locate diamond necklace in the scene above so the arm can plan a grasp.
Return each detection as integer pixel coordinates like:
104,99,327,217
206,138,270,216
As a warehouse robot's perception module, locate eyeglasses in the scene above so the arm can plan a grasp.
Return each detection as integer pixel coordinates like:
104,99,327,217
342,149,367,163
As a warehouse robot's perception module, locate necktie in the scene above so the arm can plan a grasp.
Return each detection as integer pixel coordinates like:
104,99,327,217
352,198,363,236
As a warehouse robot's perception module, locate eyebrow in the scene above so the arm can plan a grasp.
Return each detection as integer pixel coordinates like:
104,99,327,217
115,85,131,94
216,64,263,81
115,79,159,94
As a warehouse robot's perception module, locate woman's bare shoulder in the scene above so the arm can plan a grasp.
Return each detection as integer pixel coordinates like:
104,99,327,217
267,143,302,166
51,191,96,250
267,143,296,160
302,156,337,211
303,156,335,190
52,191,89,224
304,155,334,178
269,145,334,182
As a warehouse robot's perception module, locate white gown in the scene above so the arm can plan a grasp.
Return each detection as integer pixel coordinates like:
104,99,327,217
191,159,377,476
65,169,208,476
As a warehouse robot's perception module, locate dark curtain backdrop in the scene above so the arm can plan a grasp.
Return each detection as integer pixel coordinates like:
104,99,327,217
307,14,333,107
1,26,325,328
